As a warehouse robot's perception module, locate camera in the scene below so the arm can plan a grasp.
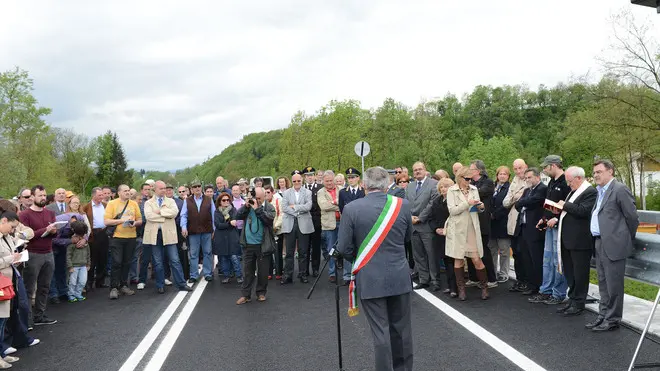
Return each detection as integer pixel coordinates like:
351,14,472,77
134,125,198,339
249,186,256,198
328,246,344,270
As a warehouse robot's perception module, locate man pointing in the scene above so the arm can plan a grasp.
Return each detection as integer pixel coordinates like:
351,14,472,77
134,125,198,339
337,166,413,371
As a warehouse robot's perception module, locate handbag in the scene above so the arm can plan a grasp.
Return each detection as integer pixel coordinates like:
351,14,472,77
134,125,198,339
0,274,15,301
106,200,130,238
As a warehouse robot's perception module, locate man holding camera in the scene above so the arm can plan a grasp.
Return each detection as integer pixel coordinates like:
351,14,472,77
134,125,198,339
338,167,414,371
235,187,276,305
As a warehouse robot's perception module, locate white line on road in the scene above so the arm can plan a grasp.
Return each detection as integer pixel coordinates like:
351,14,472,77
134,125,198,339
118,291,187,371
414,289,547,371
143,277,209,371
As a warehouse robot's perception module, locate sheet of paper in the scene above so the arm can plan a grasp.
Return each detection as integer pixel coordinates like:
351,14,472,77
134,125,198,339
17,250,29,263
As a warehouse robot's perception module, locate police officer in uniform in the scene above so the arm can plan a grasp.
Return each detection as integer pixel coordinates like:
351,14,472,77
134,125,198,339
303,166,324,277
337,166,413,371
338,167,366,284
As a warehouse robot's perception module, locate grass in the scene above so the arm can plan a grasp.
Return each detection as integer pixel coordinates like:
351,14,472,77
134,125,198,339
589,269,659,301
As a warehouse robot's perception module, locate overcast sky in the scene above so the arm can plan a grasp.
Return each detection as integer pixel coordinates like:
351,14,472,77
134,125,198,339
2,1,658,171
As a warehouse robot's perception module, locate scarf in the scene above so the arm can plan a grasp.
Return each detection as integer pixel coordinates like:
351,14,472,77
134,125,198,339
220,204,232,221
557,180,592,274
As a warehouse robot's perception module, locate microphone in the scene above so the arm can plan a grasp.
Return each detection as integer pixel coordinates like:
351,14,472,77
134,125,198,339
328,244,344,270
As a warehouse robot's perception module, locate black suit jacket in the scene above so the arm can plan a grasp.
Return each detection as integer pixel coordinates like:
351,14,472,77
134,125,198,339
387,186,405,198
560,186,597,251
429,196,450,257
305,183,324,218
472,175,495,236
339,187,366,213
515,182,547,241
490,182,510,239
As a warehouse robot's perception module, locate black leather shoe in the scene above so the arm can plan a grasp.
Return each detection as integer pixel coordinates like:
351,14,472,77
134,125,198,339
413,283,429,290
592,322,619,332
508,282,520,292
556,302,572,313
280,277,293,285
585,318,604,329
563,307,584,316
157,288,165,294
312,270,319,277
300,276,309,284
49,297,60,305
179,286,193,292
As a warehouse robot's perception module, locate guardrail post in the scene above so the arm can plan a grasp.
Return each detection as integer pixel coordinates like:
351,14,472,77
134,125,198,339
628,289,660,370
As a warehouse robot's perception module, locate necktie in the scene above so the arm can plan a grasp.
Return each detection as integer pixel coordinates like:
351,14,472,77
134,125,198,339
60,203,65,213
352,189,356,196
416,181,422,193
158,198,163,207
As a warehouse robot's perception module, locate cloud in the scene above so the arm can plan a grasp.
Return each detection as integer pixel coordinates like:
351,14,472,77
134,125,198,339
1,0,658,171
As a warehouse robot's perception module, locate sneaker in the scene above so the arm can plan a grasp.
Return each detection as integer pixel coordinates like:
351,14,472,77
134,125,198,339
4,348,16,355
3,356,18,364
0,358,11,369
204,276,213,282
28,339,40,347
34,316,57,326
187,278,196,285
49,297,60,305
164,279,173,286
465,280,478,287
221,278,230,284
237,278,244,284
27,326,33,332
487,282,498,289
137,283,145,290
543,296,564,305
119,286,135,296
76,296,86,301
68,297,78,303
528,293,551,303
497,274,509,283
109,288,119,300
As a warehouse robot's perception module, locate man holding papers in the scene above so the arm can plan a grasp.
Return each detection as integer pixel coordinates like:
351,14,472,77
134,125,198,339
555,167,597,316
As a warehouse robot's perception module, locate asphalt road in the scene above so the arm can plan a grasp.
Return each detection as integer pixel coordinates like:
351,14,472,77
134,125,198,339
16,269,660,371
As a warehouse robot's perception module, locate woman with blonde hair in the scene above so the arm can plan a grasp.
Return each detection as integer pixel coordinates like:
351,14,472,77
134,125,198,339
445,166,489,300
429,177,456,296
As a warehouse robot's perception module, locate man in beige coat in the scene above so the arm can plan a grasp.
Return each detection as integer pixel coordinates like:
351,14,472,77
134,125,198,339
316,171,342,283
503,159,529,292
143,181,192,294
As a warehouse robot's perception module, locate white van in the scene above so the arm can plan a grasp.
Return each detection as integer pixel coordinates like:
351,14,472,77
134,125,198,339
250,176,274,187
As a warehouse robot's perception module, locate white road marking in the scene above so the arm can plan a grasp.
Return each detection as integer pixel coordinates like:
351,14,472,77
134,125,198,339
414,289,547,371
118,291,187,371
143,276,209,371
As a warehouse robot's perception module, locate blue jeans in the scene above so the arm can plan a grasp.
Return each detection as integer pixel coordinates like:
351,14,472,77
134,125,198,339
68,266,87,299
139,242,152,284
219,255,242,278
188,233,213,279
129,237,143,282
149,231,187,289
322,226,339,277
6,267,35,349
539,227,567,298
49,248,68,299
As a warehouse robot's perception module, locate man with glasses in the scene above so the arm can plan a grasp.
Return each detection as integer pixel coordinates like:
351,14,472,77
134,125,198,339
180,179,215,283
177,186,188,200
17,188,33,213
281,172,314,284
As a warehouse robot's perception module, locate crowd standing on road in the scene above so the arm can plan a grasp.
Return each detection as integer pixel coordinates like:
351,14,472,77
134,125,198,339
0,154,640,369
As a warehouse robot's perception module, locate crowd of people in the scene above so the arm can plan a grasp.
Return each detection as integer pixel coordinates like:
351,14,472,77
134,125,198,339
0,155,640,368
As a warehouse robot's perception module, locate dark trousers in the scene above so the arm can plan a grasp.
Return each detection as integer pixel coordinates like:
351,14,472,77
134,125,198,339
405,240,414,270
443,257,457,292
110,238,137,289
510,236,527,283
519,231,544,290
90,229,109,287
468,234,497,282
7,267,34,349
48,248,68,298
284,220,310,278
176,226,190,280
23,252,54,325
594,238,626,324
241,244,269,298
275,236,284,276
562,247,592,309
361,293,414,371
307,215,322,273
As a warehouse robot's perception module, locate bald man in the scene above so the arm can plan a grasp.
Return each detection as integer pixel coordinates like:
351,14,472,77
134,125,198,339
503,158,529,292
46,188,68,216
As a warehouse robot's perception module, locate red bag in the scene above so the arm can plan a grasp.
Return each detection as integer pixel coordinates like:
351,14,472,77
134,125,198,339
0,274,15,301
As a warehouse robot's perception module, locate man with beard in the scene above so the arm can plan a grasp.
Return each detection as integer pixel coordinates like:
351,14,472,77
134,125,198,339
19,185,58,327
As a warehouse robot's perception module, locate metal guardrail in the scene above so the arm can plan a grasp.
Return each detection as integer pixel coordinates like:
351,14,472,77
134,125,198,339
627,211,660,286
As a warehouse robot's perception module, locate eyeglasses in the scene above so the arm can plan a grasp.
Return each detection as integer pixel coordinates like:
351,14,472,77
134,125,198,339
192,185,201,188
292,180,302,183
21,195,31,199
220,199,230,202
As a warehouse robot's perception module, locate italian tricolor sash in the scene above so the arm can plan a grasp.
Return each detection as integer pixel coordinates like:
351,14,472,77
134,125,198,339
348,194,403,317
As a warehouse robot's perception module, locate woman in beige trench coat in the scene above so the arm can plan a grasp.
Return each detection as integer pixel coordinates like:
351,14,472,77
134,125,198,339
445,166,490,301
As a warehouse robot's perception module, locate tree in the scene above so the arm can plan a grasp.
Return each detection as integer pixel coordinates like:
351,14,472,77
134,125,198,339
459,135,520,176
94,131,132,188
52,128,97,195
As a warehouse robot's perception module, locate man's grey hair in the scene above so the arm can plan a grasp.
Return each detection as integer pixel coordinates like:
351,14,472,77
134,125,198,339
525,167,541,177
91,187,103,197
565,166,585,179
471,160,488,176
323,170,335,178
363,167,390,192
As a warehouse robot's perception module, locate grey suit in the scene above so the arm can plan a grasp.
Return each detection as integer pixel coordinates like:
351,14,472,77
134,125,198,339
387,186,406,199
405,177,439,286
591,179,638,325
338,192,413,371
46,202,66,216
281,187,314,278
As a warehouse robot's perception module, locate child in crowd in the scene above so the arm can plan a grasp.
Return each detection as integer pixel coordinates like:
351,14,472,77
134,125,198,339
66,221,90,303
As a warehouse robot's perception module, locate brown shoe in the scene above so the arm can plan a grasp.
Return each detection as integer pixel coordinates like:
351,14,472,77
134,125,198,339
476,268,489,300
257,295,266,302
454,267,467,301
329,276,337,283
236,297,250,305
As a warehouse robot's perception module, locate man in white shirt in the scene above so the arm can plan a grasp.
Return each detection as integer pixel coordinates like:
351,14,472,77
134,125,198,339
46,188,67,216
281,172,314,284
82,187,110,289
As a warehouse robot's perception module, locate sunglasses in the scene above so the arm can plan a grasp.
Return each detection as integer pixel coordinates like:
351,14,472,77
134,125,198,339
21,195,31,199
192,185,201,188
462,177,472,181
398,180,409,184
395,171,402,174
220,199,230,202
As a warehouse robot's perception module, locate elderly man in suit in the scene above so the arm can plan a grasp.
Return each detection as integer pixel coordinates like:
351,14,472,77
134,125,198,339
514,168,547,296
406,161,439,290
554,166,597,316
587,159,639,332
281,172,314,284
503,159,529,292
338,166,413,371
143,181,192,294
46,188,67,216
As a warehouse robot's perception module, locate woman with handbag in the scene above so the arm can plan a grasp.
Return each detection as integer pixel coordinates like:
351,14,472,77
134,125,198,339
0,211,23,368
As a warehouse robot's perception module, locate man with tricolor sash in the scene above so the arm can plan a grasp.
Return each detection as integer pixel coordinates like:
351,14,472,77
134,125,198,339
337,166,413,371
